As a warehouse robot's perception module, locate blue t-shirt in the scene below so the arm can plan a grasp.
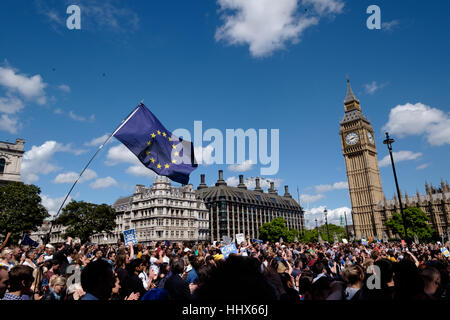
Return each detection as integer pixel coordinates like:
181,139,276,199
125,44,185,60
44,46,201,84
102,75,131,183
186,268,198,284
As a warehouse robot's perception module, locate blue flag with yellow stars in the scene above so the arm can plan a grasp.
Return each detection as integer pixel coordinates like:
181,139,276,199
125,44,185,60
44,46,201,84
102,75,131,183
113,103,198,185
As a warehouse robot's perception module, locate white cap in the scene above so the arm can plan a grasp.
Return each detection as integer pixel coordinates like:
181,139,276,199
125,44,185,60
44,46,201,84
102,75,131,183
184,248,191,252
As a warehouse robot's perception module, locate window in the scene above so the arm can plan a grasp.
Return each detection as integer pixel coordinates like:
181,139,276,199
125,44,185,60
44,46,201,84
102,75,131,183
0,158,5,174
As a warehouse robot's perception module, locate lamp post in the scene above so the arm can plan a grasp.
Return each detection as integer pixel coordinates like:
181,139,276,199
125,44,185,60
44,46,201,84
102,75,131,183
344,211,349,239
315,218,318,231
324,208,330,243
383,132,408,242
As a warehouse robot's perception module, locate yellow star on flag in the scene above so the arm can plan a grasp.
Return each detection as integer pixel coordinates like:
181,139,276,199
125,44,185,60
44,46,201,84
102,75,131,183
147,141,151,146
157,130,161,135
151,133,156,138
162,132,166,137
168,137,172,141
145,150,150,156
157,163,162,169
172,144,176,149
164,164,170,169
174,151,179,156
150,157,155,163
172,159,177,164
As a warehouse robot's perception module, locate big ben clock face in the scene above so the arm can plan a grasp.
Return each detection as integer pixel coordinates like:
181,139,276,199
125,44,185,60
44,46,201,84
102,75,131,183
345,132,359,145
367,131,374,144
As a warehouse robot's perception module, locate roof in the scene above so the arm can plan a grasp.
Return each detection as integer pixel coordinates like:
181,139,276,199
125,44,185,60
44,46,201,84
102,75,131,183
378,192,450,207
340,109,367,124
344,79,359,104
113,196,133,207
196,185,302,211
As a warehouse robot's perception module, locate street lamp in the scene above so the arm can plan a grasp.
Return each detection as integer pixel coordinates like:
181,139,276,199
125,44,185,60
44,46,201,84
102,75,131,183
383,132,408,242
344,211,349,239
324,208,330,243
315,218,318,230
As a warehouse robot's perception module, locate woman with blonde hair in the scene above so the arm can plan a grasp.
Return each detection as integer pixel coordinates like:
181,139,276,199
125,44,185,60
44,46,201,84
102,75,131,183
341,265,364,300
43,276,66,300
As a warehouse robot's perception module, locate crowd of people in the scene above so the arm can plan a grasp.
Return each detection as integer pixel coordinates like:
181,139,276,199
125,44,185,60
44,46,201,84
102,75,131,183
0,236,449,301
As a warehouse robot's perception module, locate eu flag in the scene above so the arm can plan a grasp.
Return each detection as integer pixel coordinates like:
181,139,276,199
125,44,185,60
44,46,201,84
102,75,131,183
113,103,198,185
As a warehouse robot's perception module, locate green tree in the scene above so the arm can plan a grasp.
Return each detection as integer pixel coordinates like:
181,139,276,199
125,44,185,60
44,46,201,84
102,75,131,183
385,207,433,242
299,224,348,243
0,182,49,243
55,200,116,243
259,217,289,242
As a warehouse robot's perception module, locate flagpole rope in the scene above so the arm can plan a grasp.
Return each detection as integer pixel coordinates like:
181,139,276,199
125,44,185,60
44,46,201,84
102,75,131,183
44,102,143,244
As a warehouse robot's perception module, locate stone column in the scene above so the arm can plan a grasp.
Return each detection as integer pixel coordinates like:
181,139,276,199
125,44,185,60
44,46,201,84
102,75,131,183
216,203,220,241
246,206,250,239
226,202,230,237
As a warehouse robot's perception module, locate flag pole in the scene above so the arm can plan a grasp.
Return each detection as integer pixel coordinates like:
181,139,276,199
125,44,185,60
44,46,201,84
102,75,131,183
44,102,143,244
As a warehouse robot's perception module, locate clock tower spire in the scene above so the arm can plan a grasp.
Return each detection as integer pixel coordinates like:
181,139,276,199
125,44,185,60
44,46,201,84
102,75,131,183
339,78,385,239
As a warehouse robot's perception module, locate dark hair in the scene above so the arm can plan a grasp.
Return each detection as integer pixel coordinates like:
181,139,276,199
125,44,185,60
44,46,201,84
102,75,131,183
8,265,34,292
115,254,127,269
80,259,115,300
127,258,143,275
195,255,277,301
170,257,185,274
374,259,393,287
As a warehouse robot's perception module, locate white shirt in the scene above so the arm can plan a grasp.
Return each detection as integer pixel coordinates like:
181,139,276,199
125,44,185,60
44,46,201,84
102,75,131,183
139,271,149,288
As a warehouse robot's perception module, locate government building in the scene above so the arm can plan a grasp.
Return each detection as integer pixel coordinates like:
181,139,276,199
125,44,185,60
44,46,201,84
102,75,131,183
196,170,304,242
108,176,210,244
0,139,24,185
340,80,450,240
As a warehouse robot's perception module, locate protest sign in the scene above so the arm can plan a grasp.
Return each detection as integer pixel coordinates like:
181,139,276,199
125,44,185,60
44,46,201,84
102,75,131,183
220,243,238,259
123,229,137,245
235,233,246,245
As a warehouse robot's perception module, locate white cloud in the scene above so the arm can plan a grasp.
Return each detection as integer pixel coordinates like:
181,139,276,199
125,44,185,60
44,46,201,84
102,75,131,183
378,150,422,168
58,84,70,93
126,165,156,179
244,177,283,189
302,0,344,15
364,81,387,95
194,144,215,165
226,176,240,187
41,194,72,216
84,134,111,147
300,193,325,203
21,141,86,184
69,111,95,122
314,181,348,193
53,169,97,184
0,114,20,134
105,144,138,166
303,205,352,228
106,144,156,179
382,20,399,31
54,108,63,114
383,102,450,146
0,66,47,104
0,96,24,114
90,176,118,189
416,163,430,170
215,0,320,57
228,159,254,172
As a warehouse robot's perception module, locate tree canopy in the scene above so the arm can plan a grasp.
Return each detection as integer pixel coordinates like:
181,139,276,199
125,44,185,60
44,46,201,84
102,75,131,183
385,207,433,242
259,217,290,243
0,182,49,243
55,200,117,243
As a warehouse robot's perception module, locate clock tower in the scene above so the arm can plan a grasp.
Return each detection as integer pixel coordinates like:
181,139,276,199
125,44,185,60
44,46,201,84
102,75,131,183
340,79,384,239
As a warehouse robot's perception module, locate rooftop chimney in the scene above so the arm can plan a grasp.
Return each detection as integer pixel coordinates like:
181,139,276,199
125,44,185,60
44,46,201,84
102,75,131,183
238,175,247,189
284,185,292,198
197,174,208,190
268,182,277,195
254,177,263,193
215,170,227,186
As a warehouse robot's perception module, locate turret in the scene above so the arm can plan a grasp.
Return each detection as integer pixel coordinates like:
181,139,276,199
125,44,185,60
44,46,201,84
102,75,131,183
215,170,227,186
254,177,263,193
237,175,247,189
197,174,208,190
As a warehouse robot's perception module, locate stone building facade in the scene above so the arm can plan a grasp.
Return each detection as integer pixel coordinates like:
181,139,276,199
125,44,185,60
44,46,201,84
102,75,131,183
0,139,24,184
196,170,304,242
108,176,210,244
376,181,450,240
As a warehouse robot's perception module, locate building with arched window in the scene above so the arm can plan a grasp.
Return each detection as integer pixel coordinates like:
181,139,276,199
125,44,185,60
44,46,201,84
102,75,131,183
0,139,25,185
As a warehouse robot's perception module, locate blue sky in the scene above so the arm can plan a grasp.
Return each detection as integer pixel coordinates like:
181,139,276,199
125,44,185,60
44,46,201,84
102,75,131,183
0,0,449,228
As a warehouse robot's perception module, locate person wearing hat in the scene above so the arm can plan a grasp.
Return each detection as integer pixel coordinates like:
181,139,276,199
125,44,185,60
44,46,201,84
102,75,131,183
44,244,54,261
